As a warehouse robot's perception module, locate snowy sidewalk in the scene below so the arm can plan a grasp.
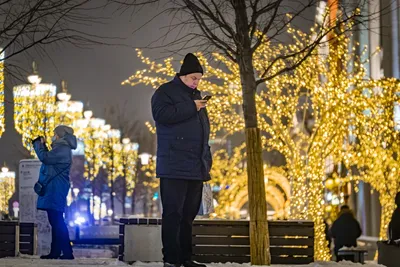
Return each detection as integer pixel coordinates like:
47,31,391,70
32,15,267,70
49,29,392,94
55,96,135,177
0,258,385,267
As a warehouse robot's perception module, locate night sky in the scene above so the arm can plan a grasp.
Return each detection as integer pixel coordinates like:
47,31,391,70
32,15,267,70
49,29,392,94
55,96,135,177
0,1,315,173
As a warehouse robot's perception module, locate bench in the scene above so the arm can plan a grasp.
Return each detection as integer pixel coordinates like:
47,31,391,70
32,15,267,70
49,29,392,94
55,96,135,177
119,218,314,265
338,248,367,263
0,221,37,258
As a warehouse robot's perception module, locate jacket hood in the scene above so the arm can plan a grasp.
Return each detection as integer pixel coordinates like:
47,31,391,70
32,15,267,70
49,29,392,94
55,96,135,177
52,133,77,150
396,192,400,206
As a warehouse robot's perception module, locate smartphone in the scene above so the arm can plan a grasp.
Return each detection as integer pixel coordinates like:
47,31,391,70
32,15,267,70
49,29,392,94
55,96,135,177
203,95,212,101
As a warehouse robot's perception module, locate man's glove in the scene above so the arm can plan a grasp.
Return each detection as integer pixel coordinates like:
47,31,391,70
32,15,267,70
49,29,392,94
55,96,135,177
31,136,42,144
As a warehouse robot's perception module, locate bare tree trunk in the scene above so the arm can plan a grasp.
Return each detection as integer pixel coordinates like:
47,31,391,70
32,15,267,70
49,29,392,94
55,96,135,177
131,188,136,215
110,178,115,224
122,167,127,216
233,0,270,264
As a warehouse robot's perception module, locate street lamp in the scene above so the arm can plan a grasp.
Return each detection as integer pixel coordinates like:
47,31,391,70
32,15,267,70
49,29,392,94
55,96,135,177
101,126,122,224
0,165,15,216
116,138,139,215
73,111,106,225
13,61,57,152
139,153,151,165
56,80,83,126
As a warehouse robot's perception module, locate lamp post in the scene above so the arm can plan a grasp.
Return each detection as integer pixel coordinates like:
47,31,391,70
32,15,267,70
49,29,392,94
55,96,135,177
101,126,122,224
56,80,83,126
116,138,139,215
74,110,105,225
13,62,57,153
0,165,15,218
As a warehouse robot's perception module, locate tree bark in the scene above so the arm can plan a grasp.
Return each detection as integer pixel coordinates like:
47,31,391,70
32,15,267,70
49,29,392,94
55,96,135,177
110,179,115,224
122,167,127,216
246,128,270,265
232,0,270,264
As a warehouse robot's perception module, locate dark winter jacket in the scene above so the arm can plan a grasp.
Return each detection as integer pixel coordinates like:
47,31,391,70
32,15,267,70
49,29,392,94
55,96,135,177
331,210,362,253
389,193,400,240
33,134,77,212
151,75,212,181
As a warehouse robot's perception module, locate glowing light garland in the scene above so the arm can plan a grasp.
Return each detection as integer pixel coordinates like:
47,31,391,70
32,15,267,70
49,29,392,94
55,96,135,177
123,17,399,260
0,50,4,137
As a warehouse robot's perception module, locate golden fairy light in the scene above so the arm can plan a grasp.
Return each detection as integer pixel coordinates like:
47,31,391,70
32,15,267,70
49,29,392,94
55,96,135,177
13,62,57,152
122,16,398,260
56,80,83,126
74,110,106,182
116,138,139,197
0,165,15,215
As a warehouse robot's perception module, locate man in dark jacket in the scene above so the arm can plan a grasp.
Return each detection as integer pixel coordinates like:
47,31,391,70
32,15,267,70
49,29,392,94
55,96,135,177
331,205,362,261
389,192,400,240
151,53,211,267
33,125,77,260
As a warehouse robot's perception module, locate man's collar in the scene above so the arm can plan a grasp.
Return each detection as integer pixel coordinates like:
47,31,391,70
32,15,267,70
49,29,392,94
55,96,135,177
173,75,200,94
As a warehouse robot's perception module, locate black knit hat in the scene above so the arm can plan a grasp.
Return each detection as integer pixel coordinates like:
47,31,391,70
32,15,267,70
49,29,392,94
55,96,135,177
178,53,204,76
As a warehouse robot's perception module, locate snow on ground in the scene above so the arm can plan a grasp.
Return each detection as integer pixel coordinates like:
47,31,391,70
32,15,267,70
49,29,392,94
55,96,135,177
0,257,385,267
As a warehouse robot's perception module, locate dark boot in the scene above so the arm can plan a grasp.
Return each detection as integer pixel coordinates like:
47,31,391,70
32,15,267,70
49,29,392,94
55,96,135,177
164,263,180,267
60,254,75,260
183,261,206,267
40,254,60,259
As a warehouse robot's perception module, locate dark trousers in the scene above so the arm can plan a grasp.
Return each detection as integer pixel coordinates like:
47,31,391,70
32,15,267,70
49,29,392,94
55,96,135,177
46,209,73,256
160,178,203,264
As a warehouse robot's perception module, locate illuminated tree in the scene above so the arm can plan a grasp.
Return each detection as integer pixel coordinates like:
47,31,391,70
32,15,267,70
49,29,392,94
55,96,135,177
210,144,289,219
122,16,400,258
117,0,372,262
74,111,106,224
101,126,122,224
345,78,400,240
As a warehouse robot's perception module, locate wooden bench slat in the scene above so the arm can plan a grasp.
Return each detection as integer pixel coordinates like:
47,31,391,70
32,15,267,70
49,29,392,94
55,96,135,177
19,227,34,235
269,227,314,237
0,234,16,243
193,236,249,246
271,256,314,265
0,250,15,258
192,255,250,263
19,235,33,243
270,247,314,256
194,220,249,226
0,222,18,227
0,226,16,235
0,242,16,251
193,246,249,255
193,246,313,257
270,237,314,246
193,226,249,236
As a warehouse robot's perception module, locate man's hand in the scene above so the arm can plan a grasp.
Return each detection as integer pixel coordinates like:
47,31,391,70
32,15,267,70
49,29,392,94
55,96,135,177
194,100,207,111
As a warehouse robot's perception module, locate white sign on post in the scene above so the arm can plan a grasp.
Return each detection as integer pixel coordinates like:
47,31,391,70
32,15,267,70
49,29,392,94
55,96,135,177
19,159,51,256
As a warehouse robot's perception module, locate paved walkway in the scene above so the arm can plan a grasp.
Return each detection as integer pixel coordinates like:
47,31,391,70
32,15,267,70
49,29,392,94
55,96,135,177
0,257,127,267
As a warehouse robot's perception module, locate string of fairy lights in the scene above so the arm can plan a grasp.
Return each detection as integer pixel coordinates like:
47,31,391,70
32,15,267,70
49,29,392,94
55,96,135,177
123,16,400,260
10,64,140,220
0,49,4,138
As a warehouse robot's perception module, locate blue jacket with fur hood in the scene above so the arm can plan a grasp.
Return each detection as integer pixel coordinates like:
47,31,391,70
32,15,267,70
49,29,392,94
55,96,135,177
33,134,77,212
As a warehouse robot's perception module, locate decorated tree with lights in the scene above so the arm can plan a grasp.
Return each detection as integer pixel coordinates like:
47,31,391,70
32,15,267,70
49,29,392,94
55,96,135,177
123,15,400,258
13,63,57,153
117,0,374,263
344,78,400,240
118,138,139,215
141,155,160,216
101,126,122,223
210,144,289,220
74,113,106,224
